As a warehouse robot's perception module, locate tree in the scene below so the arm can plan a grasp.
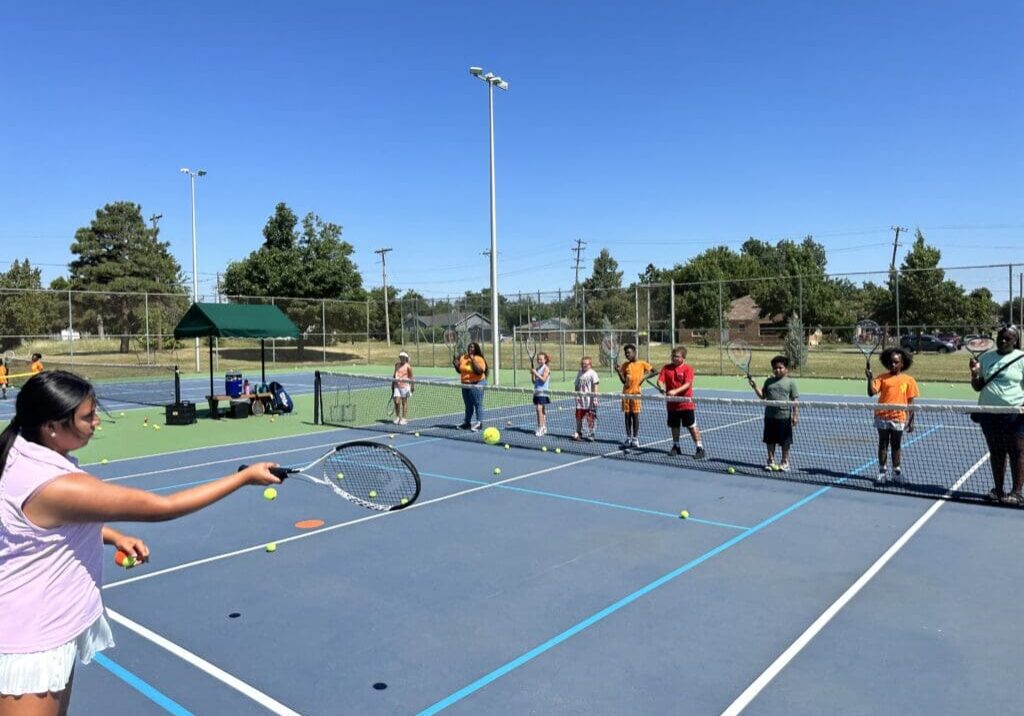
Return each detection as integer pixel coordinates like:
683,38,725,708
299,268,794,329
69,202,185,353
894,229,979,331
581,249,634,329
783,313,807,369
0,260,63,352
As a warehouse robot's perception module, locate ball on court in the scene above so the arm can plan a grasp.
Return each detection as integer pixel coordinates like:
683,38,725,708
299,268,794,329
270,418,276,423
263,487,278,501
771,464,781,472
493,467,501,475
506,420,512,427
400,498,409,505
482,427,501,445
335,472,344,480
100,458,109,464
541,446,548,452
555,448,561,454
388,433,395,439
679,510,690,519
265,543,277,553
369,490,378,498
153,425,161,431
504,443,510,450
414,432,420,437
727,467,736,474
96,426,103,431
118,412,126,417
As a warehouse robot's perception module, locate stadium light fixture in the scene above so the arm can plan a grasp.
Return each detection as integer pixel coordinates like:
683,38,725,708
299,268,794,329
468,66,509,384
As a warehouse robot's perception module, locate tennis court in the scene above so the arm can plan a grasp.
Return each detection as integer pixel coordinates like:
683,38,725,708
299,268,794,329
58,377,1023,715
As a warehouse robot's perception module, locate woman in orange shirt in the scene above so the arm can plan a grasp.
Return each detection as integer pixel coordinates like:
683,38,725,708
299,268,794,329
453,342,487,431
866,347,918,485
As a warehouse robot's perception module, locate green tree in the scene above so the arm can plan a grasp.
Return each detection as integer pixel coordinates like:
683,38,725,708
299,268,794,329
783,313,807,369
0,260,63,352
69,202,185,353
581,249,634,329
895,229,976,331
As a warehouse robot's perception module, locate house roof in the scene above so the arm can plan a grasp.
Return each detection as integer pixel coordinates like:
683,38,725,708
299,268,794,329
405,311,491,328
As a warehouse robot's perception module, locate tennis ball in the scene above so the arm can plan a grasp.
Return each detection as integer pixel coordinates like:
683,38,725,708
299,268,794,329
263,487,278,501
100,458,109,464
96,426,103,431
270,418,275,423
153,425,161,431
771,464,781,472
679,510,690,519
555,448,561,454
414,432,420,437
727,467,736,474
482,427,501,445
336,472,344,480
388,433,395,439
118,412,126,417
114,551,136,568
541,446,548,452
369,490,378,498
493,467,502,475
400,498,409,505
265,543,277,553
504,443,510,449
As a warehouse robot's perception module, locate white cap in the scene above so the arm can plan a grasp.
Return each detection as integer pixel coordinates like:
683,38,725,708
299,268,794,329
398,351,410,358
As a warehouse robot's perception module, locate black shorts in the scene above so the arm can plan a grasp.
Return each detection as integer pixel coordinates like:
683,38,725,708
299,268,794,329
667,410,695,429
763,417,793,448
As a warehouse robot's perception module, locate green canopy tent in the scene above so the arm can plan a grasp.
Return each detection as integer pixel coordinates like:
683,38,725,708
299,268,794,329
173,302,301,399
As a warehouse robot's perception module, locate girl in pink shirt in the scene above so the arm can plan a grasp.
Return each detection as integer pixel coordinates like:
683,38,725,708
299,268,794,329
0,371,281,714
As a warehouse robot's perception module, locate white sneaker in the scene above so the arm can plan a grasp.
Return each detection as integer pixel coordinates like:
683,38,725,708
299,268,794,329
535,426,547,437
399,418,408,425
630,437,640,448
779,462,790,472
393,417,401,424
875,470,888,485
470,422,481,432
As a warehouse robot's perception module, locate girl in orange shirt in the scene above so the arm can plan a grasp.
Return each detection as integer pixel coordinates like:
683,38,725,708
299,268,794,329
866,347,918,485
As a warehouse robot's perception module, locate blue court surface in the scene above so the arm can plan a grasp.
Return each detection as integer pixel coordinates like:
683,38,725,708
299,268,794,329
74,413,1022,715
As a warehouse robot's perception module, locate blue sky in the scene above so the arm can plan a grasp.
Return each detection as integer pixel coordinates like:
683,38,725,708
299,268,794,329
2,1,1021,300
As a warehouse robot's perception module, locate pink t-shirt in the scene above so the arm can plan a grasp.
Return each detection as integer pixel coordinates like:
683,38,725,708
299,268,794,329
0,435,104,653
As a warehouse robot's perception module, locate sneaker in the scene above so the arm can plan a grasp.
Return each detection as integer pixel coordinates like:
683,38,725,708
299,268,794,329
779,462,790,472
457,423,471,430
631,437,640,448
875,470,888,485
669,445,682,456
470,422,481,432
572,432,582,441
694,446,706,460
535,426,547,437
586,434,596,442
892,466,903,483
393,417,401,424
621,439,633,450
399,418,408,426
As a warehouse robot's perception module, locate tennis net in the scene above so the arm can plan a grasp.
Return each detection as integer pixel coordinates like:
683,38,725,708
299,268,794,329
4,358,180,408
314,370,1023,504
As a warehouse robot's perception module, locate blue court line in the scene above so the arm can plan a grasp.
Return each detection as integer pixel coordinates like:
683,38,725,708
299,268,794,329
420,471,749,530
94,653,196,715
415,427,944,715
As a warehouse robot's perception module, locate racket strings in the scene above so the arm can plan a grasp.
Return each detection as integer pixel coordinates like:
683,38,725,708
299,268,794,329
854,320,882,353
323,447,419,508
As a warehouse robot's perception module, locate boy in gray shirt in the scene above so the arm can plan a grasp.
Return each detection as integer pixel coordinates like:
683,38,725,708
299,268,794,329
746,355,800,471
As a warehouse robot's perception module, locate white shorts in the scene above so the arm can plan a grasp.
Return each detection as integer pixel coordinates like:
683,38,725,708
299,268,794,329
0,614,114,696
393,386,411,399
874,418,905,432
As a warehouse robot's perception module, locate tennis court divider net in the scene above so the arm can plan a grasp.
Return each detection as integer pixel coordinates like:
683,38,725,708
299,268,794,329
6,357,181,407
314,370,1023,505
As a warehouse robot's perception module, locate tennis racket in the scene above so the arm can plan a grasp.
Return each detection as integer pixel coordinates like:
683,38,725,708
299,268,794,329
385,383,397,419
443,327,459,361
240,440,421,512
726,339,752,379
600,330,621,375
2,350,14,363
251,397,267,416
964,334,996,359
853,319,882,370
522,333,540,369
643,375,664,394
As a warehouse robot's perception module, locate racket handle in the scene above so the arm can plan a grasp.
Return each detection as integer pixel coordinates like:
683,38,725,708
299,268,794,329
237,465,291,481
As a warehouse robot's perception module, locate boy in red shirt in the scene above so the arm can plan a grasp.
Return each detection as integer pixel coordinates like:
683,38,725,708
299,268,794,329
658,346,705,458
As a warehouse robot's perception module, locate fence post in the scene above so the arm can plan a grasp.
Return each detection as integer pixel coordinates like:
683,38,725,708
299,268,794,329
512,325,518,388
558,288,566,382
321,300,327,364
67,290,74,363
144,292,151,364
718,280,724,375
581,287,587,354
894,271,901,340
365,299,371,366
669,280,675,347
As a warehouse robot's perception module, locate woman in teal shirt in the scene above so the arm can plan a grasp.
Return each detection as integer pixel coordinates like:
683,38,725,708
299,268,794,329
969,325,1024,505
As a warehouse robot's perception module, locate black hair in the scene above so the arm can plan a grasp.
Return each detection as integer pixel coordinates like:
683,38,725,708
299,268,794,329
624,343,637,353
879,347,913,371
466,342,489,378
0,371,95,480
770,355,789,368
998,324,1021,348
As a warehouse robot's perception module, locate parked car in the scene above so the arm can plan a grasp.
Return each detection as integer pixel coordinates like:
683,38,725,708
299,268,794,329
900,334,957,353
936,332,962,349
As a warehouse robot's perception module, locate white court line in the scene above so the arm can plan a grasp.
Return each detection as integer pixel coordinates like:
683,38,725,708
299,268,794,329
720,452,990,716
105,608,303,716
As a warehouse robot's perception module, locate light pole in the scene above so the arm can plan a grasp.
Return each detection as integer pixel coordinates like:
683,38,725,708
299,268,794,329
469,66,508,384
181,167,207,372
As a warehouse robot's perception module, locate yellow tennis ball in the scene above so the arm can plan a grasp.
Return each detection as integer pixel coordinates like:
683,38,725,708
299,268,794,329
153,425,161,430
96,425,103,431
504,444,510,450
482,427,501,445
555,448,561,454
493,467,502,475
414,432,420,437
336,472,344,480
727,467,736,474
265,543,277,553
369,490,378,498
100,459,109,464
400,498,409,505
118,412,126,417
541,446,548,452
771,464,781,472
679,510,689,519
263,487,277,501
270,418,275,423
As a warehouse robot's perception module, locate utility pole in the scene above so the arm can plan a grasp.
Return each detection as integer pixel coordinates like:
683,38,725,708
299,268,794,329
149,213,163,230
891,225,908,342
375,247,393,346
571,238,587,308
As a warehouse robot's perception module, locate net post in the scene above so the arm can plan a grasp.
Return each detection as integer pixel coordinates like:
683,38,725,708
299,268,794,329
313,370,322,425
173,365,181,404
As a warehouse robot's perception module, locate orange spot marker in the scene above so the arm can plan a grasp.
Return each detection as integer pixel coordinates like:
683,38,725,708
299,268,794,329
294,519,325,530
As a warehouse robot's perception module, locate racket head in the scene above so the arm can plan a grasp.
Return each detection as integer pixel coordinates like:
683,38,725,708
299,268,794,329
963,334,996,357
252,398,266,416
455,327,470,357
321,440,421,511
726,339,752,376
2,350,14,363
385,387,396,417
599,331,620,370
443,327,458,358
853,320,882,358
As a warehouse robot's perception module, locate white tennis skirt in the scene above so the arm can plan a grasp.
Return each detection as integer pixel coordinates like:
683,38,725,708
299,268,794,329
0,614,115,695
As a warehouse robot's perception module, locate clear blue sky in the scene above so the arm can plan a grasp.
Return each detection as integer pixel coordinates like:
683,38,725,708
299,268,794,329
2,1,1021,301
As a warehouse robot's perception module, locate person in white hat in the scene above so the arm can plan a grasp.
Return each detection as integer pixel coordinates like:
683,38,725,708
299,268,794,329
392,351,415,424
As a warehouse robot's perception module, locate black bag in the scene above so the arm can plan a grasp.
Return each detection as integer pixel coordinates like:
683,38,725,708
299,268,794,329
268,381,294,413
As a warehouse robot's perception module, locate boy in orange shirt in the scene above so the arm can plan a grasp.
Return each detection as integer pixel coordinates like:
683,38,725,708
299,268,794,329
866,347,918,484
616,343,655,449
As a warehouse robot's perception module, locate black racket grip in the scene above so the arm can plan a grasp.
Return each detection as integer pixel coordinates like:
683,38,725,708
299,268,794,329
238,464,291,481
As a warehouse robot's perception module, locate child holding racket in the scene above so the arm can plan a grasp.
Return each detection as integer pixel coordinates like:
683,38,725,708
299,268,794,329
747,355,799,471
0,371,280,714
392,351,414,425
866,347,918,484
616,344,655,449
573,356,599,441
531,352,551,436
0,358,7,399
658,346,705,458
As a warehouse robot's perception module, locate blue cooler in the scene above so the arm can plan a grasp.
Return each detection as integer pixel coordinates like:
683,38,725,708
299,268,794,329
225,372,243,398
